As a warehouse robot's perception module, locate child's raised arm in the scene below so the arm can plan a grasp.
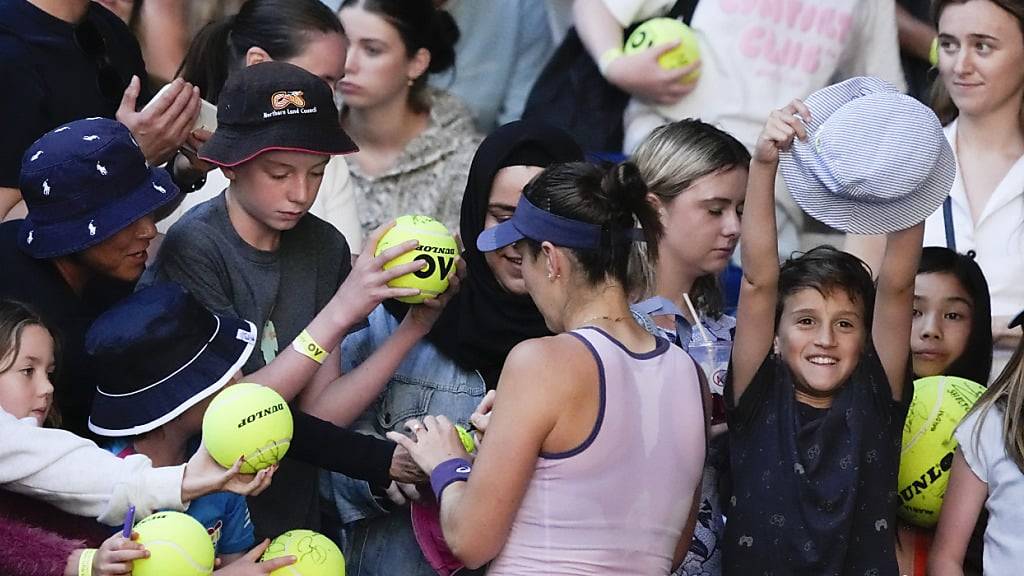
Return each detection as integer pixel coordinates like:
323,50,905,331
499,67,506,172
732,101,810,404
872,222,924,401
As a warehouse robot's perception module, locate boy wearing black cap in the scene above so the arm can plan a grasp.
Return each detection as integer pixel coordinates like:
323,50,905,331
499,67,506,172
144,61,455,537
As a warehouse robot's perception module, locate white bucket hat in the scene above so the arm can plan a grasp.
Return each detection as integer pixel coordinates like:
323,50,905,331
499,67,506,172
779,76,955,234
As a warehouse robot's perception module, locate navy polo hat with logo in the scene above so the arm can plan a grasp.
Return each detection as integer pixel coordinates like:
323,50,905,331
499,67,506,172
199,61,358,167
18,118,179,259
86,283,257,437
779,76,956,235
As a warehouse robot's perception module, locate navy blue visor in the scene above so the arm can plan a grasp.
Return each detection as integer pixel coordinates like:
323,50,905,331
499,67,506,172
477,194,640,252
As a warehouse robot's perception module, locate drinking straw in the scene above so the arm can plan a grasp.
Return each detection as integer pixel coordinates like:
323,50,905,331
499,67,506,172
682,293,711,343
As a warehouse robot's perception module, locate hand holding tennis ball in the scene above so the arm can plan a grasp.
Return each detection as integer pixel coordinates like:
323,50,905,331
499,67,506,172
374,215,460,305
202,383,293,474
132,512,215,576
624,18,701,84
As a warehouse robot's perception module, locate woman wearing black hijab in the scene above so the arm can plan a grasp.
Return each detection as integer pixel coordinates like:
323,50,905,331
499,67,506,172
419,120,586,387
319,121,584,576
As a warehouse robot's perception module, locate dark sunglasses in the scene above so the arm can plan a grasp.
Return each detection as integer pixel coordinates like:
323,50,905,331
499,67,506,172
73,20,125,102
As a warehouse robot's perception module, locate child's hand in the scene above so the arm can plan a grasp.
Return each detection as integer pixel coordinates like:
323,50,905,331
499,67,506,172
181,443,278,502
753,99,812,165
384,481,422,506
404,256,466,334
93,532,148,575
327,221,434,326
213,539,296,575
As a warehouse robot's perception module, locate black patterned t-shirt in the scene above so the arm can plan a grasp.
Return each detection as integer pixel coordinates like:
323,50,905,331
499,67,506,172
723,348,907,576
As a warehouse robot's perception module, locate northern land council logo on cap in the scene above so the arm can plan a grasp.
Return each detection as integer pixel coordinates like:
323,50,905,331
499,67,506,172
265,90,316,119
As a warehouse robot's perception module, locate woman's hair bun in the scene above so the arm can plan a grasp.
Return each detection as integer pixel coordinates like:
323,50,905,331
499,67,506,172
598,161,648,218
426,8,459,73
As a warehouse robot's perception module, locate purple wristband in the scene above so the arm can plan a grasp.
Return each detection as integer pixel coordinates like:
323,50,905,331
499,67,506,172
430,458,472,501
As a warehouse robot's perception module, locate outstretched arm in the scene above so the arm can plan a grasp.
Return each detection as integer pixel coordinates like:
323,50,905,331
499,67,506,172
872,222,924,401
732,101,811,403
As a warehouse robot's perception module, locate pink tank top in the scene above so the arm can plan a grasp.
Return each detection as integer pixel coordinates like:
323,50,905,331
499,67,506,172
487,327,706,575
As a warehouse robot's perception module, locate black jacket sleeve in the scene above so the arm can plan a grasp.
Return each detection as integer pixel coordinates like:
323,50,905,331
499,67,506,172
289,411,395,487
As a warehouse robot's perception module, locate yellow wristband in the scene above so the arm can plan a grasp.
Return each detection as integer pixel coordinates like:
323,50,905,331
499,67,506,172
292,329,327,364
598,47,623,77
78,549,96,576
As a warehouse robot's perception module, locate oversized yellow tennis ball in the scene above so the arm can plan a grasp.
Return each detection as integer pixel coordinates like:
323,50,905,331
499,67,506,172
455,424,476,453
898,375,985,527
261,529,345,576
374,215,459,305
132,511,215,576
624,17,701,83
202,383,293,474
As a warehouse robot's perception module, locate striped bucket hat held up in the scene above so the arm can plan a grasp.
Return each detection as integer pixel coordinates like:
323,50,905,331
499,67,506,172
779,76,955,235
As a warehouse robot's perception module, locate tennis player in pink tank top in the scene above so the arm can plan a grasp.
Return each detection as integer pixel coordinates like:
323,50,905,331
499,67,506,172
390,161,709,575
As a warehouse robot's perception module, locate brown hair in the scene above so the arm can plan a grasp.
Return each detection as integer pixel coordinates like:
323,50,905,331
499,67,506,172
930,0,1024,126
0,300,60,427
521,162,664,294
340,0,459,114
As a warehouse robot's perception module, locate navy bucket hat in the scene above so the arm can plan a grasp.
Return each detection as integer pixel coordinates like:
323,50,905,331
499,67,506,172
18,118,179,259
86,283,257,437
779,76,955,234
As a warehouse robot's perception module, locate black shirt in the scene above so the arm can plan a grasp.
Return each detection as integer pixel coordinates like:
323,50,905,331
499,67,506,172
0,0,147,187
724,349,908,576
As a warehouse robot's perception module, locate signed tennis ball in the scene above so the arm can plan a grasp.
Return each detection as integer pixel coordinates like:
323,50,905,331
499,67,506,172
133,511,214,576
898,375,985,527
624,17,701,83
261,529,345,576
202,383,293,474
375,215,459,305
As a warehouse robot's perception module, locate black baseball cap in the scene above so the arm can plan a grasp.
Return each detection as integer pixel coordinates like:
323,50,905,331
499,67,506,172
1011,310,1024,330
199,61,357,167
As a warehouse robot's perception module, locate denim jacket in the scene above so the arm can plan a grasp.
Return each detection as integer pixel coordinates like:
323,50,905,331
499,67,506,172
322,305,485,576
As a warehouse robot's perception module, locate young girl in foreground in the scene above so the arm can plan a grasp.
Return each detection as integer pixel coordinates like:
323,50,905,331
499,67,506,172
0,300,140,576
390,161,707,574
725,102,923,574
898,247,993,575
930,314,1024,574
0,300,288,576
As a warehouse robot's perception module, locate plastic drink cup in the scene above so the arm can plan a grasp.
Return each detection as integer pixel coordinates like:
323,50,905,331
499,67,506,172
688,340,732,424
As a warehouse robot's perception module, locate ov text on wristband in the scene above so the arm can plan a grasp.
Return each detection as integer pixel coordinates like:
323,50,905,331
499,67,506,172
431,458,472,501
78,549,97,576
292,329,327,364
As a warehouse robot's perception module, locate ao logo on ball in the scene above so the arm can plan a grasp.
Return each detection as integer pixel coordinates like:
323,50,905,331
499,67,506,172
375,215,459,304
